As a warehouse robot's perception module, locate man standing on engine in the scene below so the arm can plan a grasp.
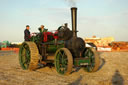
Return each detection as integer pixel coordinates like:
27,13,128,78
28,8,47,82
38,25,47,33
24,25,31,41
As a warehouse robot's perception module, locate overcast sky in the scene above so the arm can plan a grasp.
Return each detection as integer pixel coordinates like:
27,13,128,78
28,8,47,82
0,0,128,42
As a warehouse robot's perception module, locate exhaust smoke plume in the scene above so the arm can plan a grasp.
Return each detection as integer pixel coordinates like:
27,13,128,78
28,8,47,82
64,0,77,7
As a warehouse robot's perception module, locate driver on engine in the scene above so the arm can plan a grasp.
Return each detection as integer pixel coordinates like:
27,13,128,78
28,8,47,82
38,25,48,33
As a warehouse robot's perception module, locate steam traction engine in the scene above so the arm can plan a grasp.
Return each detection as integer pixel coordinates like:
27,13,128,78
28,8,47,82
19,7,100,75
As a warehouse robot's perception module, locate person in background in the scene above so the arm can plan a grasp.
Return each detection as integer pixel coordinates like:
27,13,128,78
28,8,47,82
38,25,48,33
24,25,31,41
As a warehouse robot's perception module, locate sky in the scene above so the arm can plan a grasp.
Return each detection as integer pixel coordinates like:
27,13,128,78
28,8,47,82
0,0,128,42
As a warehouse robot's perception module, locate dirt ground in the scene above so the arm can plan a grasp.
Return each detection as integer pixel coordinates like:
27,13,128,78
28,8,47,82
0,51,128,85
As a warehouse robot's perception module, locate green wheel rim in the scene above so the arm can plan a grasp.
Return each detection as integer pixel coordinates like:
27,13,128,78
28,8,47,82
55,48,73,75
84,48,95,72
83,48,100,72
19,43,30,70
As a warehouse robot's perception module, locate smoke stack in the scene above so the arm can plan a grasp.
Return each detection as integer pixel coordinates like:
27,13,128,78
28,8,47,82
71,7,77,37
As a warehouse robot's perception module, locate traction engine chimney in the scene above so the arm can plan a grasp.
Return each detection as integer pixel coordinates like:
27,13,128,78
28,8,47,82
71,7,77,37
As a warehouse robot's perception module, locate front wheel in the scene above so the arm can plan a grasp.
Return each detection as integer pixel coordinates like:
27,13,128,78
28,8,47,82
55,48,73,75
83,48,100,72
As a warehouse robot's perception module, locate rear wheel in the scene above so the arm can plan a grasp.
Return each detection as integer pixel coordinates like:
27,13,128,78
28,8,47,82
55,48,73,75
83,48,100,72
19,42,39,70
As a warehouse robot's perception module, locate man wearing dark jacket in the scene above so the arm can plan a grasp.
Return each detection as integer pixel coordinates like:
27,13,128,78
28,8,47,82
24,25,30,41
38,25,47,33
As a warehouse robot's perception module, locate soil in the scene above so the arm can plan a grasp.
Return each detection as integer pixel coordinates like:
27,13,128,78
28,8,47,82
0,51,128,85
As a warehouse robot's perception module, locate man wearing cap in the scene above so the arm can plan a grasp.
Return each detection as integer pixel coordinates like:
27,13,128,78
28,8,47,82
24,25,31,41
38,25,47,33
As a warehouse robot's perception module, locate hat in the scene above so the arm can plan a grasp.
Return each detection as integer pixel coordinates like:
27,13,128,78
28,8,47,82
41,25,44,27
26,25,30,27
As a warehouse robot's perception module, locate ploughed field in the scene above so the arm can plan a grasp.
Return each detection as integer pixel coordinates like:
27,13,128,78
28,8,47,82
0,51,128,85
